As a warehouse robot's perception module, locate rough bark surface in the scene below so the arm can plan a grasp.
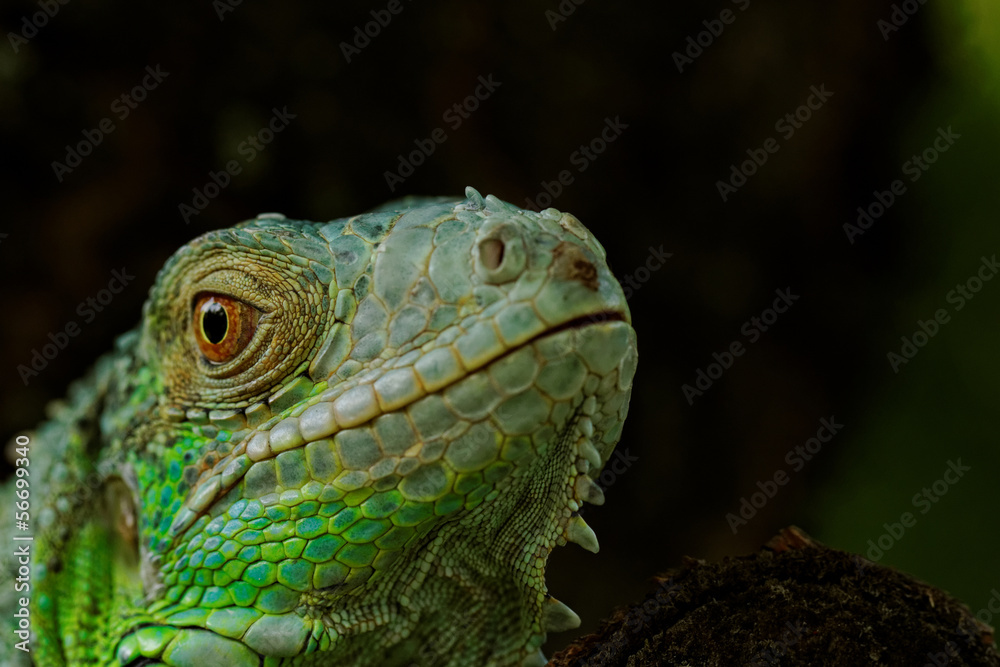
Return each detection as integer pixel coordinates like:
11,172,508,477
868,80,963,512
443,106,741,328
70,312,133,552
550,527,999,666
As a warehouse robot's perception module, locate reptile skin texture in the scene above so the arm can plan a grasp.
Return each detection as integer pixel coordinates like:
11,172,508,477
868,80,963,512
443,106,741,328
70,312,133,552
0,187,637,666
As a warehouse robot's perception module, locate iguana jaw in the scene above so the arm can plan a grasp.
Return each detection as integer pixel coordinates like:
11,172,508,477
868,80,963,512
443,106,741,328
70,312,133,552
25,192,638,667
169,308,631,540
143,313,635,662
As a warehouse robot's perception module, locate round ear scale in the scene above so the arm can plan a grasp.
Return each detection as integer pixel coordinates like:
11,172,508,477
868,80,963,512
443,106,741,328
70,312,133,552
192,293,259,364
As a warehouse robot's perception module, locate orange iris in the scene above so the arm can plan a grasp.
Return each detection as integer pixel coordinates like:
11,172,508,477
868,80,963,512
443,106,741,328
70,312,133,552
192,294,258,364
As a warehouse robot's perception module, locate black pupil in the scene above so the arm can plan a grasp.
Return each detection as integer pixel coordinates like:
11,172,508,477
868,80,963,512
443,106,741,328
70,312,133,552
202,302,229,344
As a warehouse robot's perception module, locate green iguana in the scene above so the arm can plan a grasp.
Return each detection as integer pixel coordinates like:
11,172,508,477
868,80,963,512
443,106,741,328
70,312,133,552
0,187,637,666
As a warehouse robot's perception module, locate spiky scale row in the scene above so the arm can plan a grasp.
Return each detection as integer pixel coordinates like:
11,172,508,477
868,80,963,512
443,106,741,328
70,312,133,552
1,188,636,666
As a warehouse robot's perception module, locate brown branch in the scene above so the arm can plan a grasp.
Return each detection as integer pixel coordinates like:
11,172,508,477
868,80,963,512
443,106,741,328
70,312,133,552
551,527,999,666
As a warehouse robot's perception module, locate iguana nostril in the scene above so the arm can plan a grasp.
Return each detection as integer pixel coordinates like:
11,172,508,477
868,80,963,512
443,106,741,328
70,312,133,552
475,223,526,284
480,238,505,271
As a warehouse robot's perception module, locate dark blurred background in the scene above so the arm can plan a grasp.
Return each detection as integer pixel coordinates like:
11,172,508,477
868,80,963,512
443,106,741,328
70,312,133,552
1,0,998,654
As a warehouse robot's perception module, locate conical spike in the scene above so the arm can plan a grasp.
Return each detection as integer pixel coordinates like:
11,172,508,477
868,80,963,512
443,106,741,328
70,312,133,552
579,439,602,469
543,597,582,632
566,515,600,553
575,475,605,506
464,186,485,209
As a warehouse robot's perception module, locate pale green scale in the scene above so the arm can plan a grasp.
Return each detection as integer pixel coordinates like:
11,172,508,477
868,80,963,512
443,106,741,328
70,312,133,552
334,428,381,469
373,226,436,311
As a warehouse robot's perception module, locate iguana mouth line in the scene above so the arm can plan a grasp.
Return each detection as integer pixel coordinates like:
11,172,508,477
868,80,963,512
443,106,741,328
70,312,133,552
537,310,627,338
298,307,626,444
323,307,630,435
292,308,629,444
172,311,630,537
467,310,628,377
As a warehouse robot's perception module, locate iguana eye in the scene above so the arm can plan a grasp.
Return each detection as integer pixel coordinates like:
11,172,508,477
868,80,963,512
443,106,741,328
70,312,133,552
192,293,259,364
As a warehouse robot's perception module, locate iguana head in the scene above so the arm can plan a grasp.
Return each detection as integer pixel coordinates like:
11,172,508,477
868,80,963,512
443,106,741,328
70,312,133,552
100,188,636,665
